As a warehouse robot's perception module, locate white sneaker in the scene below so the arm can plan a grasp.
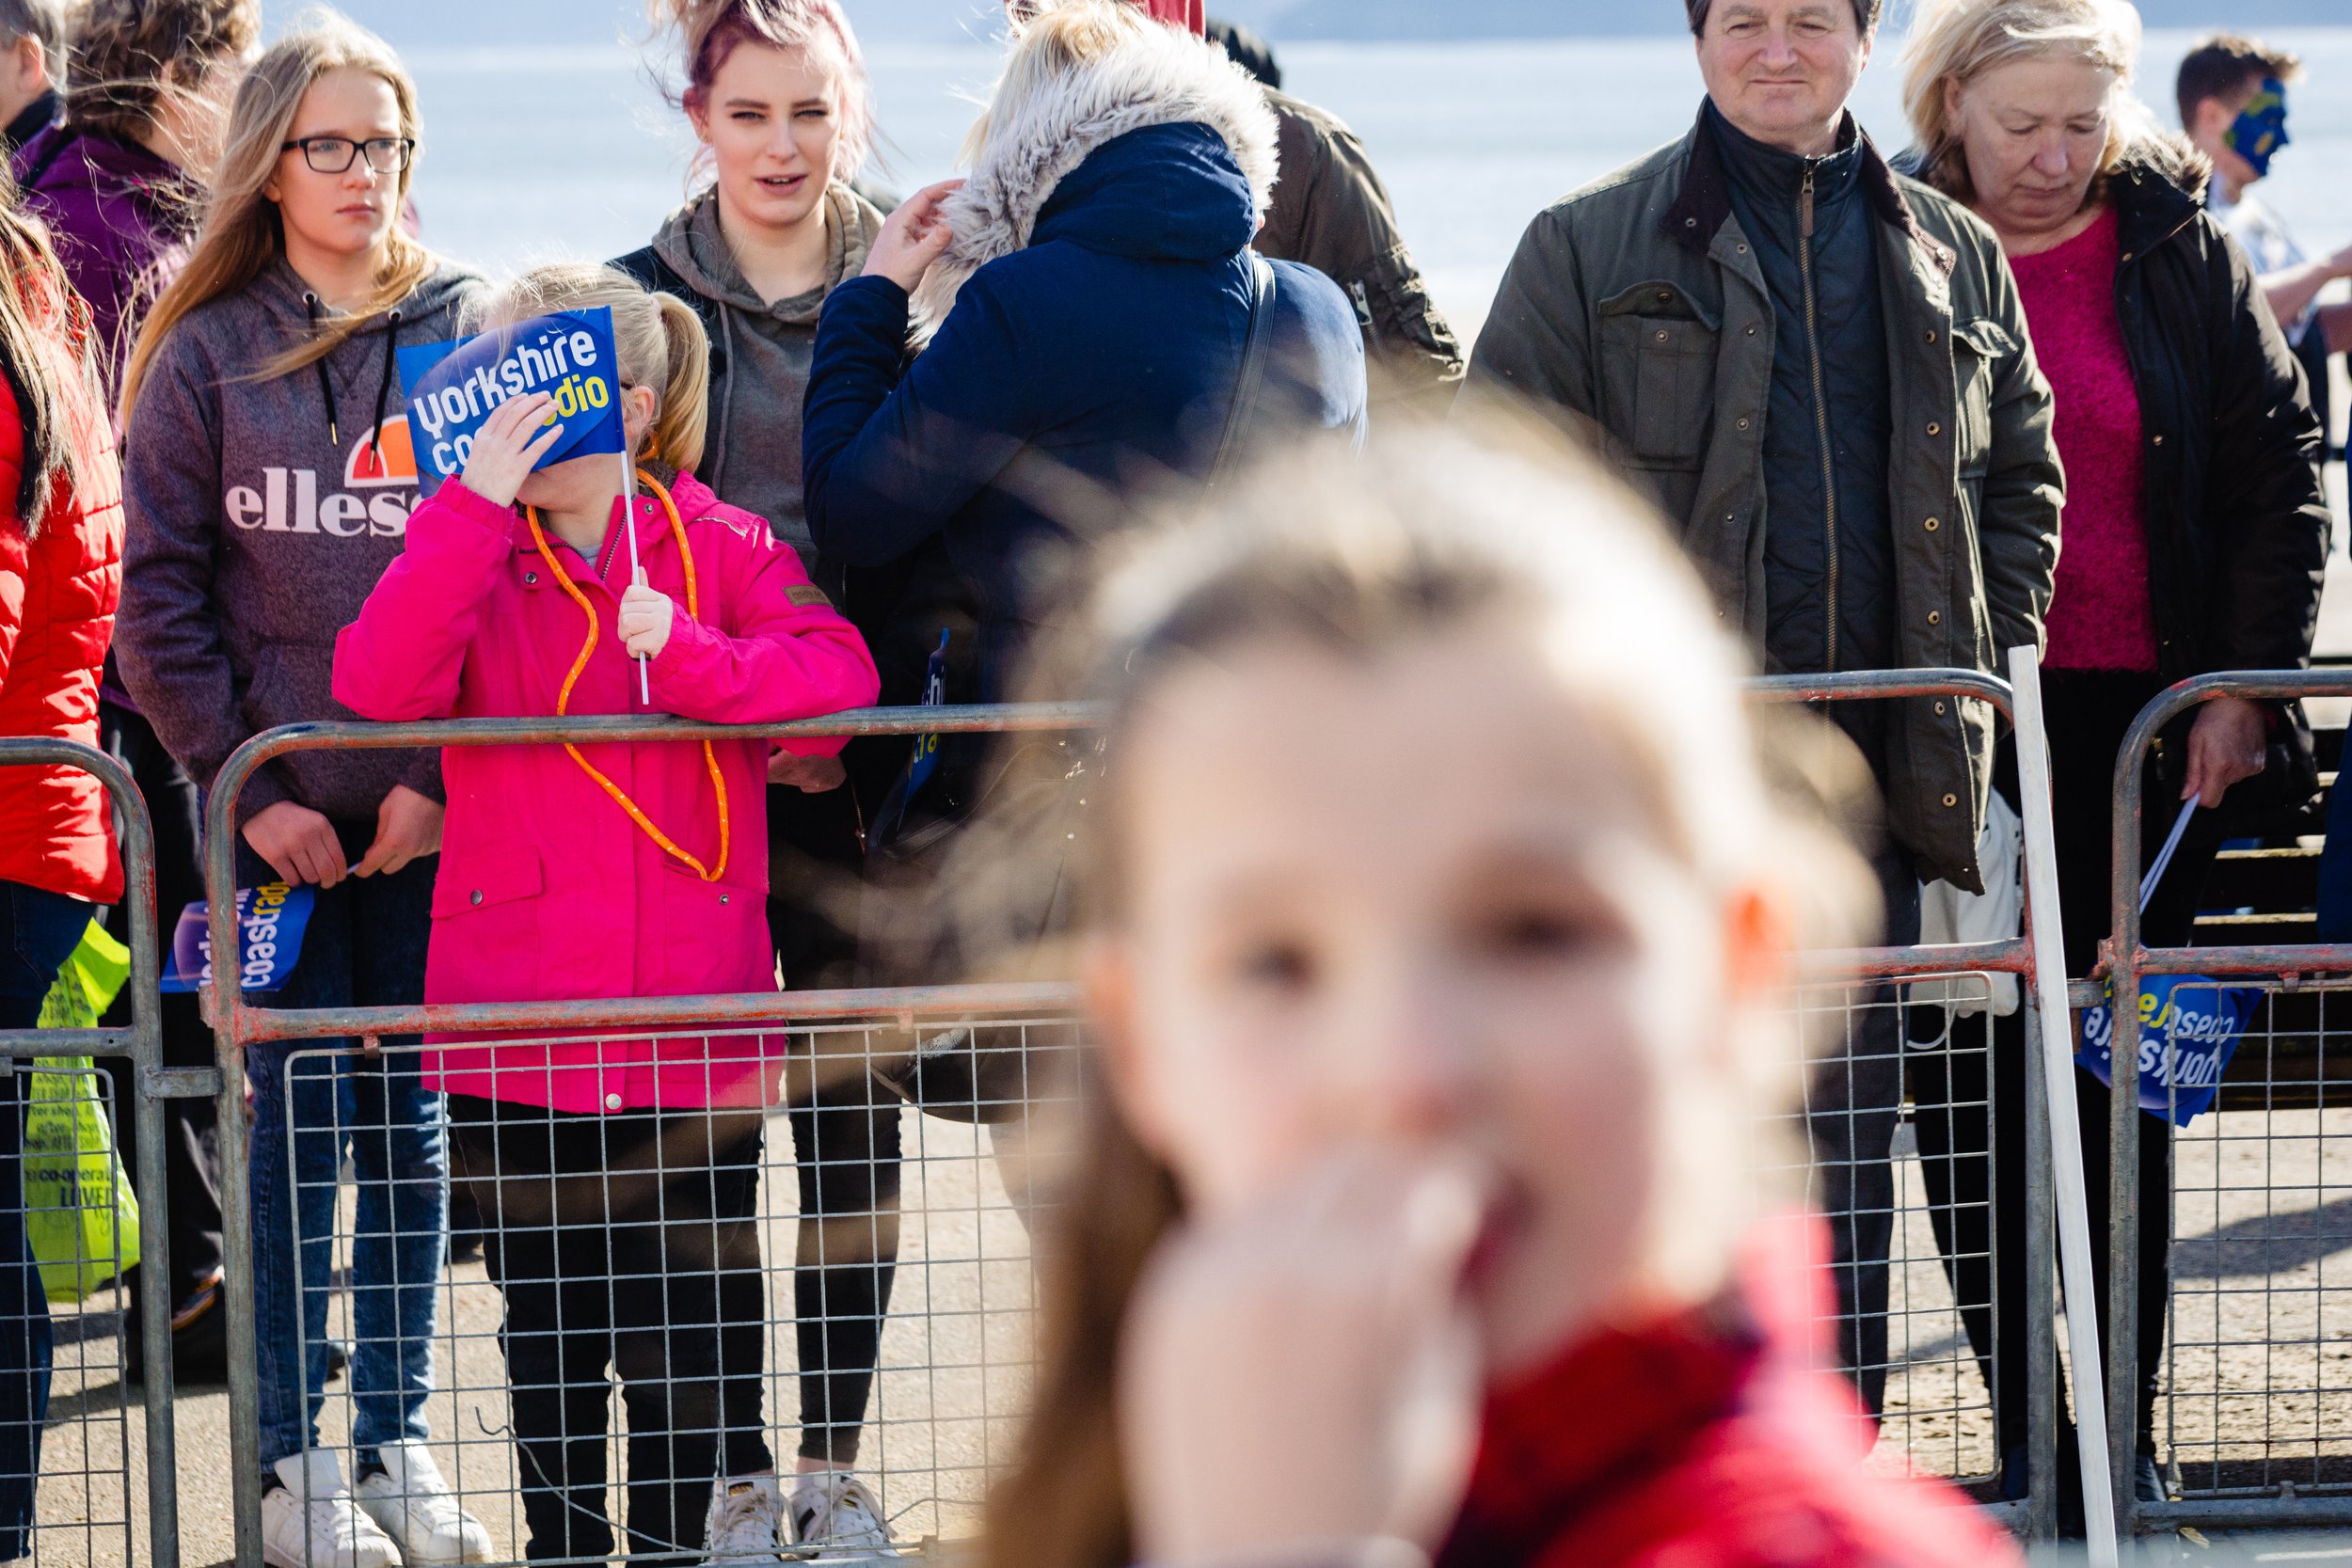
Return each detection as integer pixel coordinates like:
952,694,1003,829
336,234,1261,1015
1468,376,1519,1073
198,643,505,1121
262,1450,404,1568
788,1471,899,1561
355,1442,495,1567
702,1473,789,1565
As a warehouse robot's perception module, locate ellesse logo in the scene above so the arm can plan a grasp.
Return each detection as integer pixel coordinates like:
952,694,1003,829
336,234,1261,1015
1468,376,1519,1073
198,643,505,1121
224,418,420,538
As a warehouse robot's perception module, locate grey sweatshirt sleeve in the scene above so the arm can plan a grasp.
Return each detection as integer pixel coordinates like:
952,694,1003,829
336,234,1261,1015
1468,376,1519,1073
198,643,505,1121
116,338,293,825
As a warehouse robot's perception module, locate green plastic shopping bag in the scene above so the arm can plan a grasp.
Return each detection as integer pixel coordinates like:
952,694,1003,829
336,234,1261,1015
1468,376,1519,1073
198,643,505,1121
27,920,141,1302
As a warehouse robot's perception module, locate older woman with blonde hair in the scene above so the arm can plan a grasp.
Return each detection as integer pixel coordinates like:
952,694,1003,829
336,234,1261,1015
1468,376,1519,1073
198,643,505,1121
1901,0,2327,1505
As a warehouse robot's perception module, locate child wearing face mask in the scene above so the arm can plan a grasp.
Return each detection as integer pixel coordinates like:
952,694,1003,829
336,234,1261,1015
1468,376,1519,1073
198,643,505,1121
981,431,2025,1568
333,262,880,1565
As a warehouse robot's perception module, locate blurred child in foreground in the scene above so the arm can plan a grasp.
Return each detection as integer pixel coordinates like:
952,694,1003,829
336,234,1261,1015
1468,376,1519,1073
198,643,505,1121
983,429,2025,1568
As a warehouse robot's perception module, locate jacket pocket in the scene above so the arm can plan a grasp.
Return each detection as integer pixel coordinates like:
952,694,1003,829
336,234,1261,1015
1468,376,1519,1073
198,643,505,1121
658,857,772,994
1952,318,2014,479
429,845,544,997
1597,284,1719,468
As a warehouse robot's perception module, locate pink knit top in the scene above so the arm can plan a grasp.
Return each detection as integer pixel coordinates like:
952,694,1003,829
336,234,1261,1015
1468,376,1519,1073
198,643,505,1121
2009,208,2157,672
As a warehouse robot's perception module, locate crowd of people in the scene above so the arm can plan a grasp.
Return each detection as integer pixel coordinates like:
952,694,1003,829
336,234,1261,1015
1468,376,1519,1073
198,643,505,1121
0,0,2341,1564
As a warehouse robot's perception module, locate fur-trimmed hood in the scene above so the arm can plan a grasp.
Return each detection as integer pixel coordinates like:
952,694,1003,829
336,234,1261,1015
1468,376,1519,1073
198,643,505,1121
911,12,1278,331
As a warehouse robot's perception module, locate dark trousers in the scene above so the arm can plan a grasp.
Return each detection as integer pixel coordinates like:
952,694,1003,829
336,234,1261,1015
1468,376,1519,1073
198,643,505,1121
0,880,87,1559
1806,847,1923,1416
770,783,903,1466
96,703,224,1315
1915,671,2218,1458
449,1096,774,1565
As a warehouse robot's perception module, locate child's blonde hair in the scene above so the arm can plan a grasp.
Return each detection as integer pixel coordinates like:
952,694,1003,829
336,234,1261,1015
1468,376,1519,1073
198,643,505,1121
470,262,711,473
982,424,1881,1568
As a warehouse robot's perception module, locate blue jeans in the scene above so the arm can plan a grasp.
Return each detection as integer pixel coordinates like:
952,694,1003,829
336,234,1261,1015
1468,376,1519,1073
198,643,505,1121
0,881,87,1558
240,830,446,1475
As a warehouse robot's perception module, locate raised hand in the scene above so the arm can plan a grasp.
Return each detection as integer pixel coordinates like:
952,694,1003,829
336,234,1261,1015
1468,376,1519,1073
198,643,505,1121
863,180,965,293
458,390,564,509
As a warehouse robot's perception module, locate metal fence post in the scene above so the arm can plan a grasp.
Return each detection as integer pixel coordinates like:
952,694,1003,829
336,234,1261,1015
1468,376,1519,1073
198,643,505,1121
0,737,179,1568
2022,985,2059,1542
2010,646,2121,1564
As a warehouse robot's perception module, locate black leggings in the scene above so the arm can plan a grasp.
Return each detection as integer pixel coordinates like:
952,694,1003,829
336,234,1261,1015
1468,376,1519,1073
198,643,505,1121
1913,670,2220,1458
448,1097,774,1564
771,779,904,1465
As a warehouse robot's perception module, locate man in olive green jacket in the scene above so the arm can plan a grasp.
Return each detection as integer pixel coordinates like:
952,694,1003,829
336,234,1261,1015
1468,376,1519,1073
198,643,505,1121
1470,5,2060,900
1469,0,2062,1426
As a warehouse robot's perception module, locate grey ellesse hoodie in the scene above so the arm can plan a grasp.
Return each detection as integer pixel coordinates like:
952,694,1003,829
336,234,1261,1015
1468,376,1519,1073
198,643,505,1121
118,256,485,827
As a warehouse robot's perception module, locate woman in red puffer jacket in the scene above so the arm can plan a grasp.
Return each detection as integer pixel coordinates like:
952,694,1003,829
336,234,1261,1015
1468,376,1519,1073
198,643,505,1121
0,191,123,1558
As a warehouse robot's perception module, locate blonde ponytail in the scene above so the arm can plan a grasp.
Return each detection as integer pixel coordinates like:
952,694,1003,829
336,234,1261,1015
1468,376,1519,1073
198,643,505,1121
470,263,711,475
646,291,710,474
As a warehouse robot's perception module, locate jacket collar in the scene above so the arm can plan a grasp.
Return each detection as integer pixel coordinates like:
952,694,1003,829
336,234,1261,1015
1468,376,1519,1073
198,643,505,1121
2106,150,2208,265
1662,101,1952,273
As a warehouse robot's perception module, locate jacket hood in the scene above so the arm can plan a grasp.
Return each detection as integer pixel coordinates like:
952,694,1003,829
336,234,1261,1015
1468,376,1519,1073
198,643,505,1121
648,182,879,323
241,253,479,339
911,17,1277,332
18,124,186,211
1032,123,1255,260
2106,136,2213,259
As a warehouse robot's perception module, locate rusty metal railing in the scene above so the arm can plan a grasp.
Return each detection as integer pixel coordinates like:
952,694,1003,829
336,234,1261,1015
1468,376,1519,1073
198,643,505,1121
0,738,182,1568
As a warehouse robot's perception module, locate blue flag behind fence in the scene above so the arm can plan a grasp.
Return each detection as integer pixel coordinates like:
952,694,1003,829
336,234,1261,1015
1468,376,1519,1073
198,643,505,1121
159,883,315,995
2076,973,2258,1127
397,307,627,498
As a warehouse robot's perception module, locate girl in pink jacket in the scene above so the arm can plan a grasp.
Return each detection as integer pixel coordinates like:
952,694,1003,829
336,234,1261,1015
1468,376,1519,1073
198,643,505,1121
333,263,880,1563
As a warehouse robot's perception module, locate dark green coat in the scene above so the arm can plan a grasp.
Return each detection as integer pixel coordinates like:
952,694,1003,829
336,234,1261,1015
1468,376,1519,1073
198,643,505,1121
1470,107,2063,892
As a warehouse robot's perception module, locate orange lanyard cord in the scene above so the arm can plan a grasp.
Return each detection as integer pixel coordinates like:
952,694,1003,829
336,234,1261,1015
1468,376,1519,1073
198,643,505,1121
523,467,731,883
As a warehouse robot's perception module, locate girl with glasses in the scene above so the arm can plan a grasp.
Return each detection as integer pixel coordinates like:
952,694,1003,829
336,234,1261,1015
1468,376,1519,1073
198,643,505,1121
114,14,494,1567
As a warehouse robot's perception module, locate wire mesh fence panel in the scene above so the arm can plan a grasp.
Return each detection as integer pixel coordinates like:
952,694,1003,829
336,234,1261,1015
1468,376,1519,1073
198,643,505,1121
2161,978,2352,1502
279,1018,1082,1566
1766,975,2008,1493
15,1061,139,1568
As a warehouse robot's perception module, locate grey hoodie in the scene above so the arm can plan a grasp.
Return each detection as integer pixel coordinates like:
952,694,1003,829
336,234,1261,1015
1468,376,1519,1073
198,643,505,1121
117,257,486,827
615,183,882,565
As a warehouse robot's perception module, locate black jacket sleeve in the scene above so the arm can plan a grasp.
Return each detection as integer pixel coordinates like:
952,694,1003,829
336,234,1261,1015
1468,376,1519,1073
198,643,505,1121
2202,231,2328,673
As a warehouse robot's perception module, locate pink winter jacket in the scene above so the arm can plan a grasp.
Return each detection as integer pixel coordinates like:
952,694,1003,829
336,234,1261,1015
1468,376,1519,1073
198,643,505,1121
331,470,880,1114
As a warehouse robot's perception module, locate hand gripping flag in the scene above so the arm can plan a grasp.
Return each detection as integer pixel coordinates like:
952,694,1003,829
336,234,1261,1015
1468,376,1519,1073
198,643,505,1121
397,307,628,499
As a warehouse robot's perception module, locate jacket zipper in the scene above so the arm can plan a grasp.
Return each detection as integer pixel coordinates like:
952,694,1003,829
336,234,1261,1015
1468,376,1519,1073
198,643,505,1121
1799,161,1839,673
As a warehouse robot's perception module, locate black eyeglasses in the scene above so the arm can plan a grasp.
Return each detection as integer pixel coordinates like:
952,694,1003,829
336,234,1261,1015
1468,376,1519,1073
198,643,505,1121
281,135,415,175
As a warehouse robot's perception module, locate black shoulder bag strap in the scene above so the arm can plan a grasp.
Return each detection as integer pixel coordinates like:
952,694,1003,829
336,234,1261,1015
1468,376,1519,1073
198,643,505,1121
1206,251,1278,492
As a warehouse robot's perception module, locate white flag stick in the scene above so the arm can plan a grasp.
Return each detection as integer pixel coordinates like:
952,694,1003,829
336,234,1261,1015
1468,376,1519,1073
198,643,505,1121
621,450,648,705
2138,799,2199,915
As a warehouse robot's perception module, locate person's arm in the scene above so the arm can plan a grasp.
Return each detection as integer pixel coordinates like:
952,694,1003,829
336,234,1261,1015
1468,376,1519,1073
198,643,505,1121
802,270,1035,570
1460,208,1597,427
2322,299,2352,360
639,528,881,749
2204,237,2329,675
1972,244,2064,659
331,482,516,721
0,374,27,689
2257,240,2352,333
1267,105,1464,417
113,339,296,824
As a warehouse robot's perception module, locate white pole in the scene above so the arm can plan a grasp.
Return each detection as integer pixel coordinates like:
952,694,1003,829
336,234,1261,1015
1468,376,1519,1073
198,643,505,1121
623,449,648,705
2008,643,2121,1566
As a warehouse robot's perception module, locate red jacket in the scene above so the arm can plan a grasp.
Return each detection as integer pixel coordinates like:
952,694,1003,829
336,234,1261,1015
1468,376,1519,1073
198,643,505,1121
0,303,124,906
1438,1217,2022,1568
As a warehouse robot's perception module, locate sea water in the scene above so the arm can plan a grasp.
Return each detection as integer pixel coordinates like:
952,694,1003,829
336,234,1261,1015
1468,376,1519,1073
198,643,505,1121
399,29,2352,343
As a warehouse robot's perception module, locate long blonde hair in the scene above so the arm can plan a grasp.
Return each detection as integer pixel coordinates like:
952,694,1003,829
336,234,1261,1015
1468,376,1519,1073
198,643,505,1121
471,263,712,475
1901,0,2159,203
119,8,430,430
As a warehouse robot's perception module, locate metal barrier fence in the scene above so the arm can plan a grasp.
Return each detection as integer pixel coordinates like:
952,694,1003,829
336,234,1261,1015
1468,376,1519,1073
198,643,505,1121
0,739,182,1568
2107,671,2352,1538
183,676,2103,1564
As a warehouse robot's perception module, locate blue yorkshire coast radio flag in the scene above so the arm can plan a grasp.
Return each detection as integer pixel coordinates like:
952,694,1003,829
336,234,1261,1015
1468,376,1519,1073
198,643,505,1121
397,306,628,499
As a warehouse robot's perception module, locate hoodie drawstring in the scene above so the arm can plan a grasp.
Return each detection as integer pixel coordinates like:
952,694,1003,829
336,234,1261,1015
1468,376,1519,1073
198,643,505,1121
366,309,404,478
305,293,407,470
303,293,341,447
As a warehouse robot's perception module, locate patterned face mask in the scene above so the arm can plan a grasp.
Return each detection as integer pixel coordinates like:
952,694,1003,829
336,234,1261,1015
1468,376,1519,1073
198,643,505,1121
2226,78,2291,179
